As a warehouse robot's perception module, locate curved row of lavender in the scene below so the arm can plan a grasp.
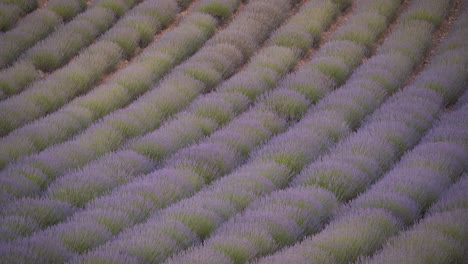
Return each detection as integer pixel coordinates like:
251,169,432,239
257,2,468,263
164,0,467,262
68,0,438,263
0,0,351,244
0,2,308,208
259,98,467,264
0,0,305,260
0,0,246,196
0,0,193,101
357,110,468,264
0,0,41,31
0,0,222,168
0,0,201,134
0,0,91,70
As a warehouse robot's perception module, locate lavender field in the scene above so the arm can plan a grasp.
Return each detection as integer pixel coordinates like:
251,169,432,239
0,0,467,263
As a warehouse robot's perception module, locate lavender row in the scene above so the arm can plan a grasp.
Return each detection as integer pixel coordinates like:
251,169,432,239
9,0,348,228
0,0,295,203
0,11,216,170
257,95,467,264
164,3,460,263
0,0,91,69
0,0,39,17
0,0,295,258
0,0,200,135
0,3,121,99
0,0,344,243
362,208,467,263
166,1,466,262
428,173,468,215
0,0,372,260
0,0,327,242
0,1,237,200
258,12,468,261
164,187,339,264
0,39,124,136
0,0,187,100
48,0,348,209
66,0,423,262
0,0,38,31
360,173,468,264
355,109,468,264
0,45,293,239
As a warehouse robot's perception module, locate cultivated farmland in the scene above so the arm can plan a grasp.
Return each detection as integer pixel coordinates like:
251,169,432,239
0,0,467,263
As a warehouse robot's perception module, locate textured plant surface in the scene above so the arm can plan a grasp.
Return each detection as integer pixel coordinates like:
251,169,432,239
0,0,467,263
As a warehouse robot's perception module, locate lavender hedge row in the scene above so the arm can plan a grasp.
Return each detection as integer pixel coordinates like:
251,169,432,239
0,0,191,134
257,93,467,264
0,0,201,98
258,6,468,261
60,0,424,262
0,6,228,200
0,0,322,243
428,173,468,215
355,109,468,264
0,0,345,242
0,10,215,170
0,0,296,260
0,6,118,98
0,0,39,15
362,208,467,263
164,5,455,264
0,0,294,204
0,0,90,69
0,0,378,260
0,39,123,136
0,3,23,31
166,1,465,262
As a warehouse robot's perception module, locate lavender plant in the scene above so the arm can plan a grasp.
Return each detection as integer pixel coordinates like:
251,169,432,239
0,4,22,31
0,11,216,168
